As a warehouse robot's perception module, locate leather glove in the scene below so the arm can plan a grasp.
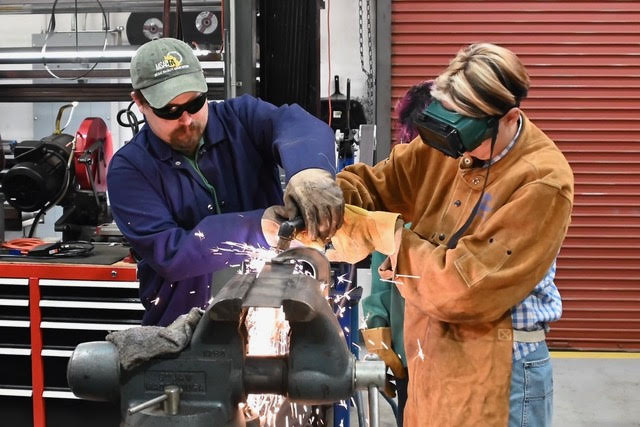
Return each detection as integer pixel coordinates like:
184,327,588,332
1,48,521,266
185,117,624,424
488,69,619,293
361,327,406,380
275,168,344,242
261,205,309,250
105,307,203,370
261,205,287,248
323,205,402,264
263,204,402,264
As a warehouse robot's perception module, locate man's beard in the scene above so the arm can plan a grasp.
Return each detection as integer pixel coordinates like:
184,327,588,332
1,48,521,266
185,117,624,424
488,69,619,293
169,121,205,155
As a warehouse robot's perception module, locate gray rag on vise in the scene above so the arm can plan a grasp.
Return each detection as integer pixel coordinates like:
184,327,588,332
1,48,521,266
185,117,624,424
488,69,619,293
106,307,204,370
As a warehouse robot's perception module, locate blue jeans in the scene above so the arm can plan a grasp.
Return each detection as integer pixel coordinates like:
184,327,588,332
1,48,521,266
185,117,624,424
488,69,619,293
509,341,554,427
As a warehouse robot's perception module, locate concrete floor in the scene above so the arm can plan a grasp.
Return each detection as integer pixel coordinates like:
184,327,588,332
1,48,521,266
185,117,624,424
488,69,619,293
351,352,640,427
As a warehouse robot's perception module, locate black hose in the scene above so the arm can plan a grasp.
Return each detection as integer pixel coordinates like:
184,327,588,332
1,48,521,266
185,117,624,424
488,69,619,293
117,101,145,136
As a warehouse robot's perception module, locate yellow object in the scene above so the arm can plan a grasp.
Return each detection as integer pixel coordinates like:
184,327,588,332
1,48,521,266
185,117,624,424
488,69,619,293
361,327,406,379
296,204,401,264
54,102,78,134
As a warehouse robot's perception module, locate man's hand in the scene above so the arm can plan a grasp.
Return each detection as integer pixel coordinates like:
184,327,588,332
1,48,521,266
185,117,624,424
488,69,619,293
279,168,344,242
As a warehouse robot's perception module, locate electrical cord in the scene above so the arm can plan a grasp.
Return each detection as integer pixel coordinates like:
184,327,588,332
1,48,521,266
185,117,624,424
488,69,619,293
28,137,76,238
1,238,47,254
0,238,94,258
117,101,145,135
41,0,109,81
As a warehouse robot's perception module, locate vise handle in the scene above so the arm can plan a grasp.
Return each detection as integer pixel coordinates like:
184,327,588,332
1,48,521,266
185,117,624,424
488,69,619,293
127,385,181,416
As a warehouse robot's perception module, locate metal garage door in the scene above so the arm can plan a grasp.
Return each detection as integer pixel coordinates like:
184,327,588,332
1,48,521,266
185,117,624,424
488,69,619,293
391,1,640,350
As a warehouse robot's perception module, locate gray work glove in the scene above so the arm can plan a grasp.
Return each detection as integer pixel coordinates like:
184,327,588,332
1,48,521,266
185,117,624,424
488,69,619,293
275,168,344,242
106,307,203,370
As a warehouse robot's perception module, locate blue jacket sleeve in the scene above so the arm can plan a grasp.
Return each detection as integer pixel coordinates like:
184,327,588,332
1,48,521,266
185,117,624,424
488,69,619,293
225,95,336,181
107,154,268,283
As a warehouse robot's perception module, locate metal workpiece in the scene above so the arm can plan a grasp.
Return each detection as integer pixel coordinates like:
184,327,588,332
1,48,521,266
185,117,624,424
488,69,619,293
354,355,386,427
354,357,386,391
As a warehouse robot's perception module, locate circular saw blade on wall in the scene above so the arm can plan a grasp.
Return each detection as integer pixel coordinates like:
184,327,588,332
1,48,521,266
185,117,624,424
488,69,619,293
126,11,222,49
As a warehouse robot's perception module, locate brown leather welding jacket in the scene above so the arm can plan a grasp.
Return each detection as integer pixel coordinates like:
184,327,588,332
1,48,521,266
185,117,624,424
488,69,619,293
336,114,574,426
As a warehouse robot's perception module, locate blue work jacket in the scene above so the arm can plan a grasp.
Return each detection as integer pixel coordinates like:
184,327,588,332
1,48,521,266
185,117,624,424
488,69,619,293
107,94,336,326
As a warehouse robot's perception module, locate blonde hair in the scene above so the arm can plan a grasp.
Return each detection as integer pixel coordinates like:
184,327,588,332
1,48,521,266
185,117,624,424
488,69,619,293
431,43,530,118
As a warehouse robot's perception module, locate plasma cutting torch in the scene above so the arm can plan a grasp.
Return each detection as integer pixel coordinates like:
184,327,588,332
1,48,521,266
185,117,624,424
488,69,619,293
275,217,305,252
67,247,385,427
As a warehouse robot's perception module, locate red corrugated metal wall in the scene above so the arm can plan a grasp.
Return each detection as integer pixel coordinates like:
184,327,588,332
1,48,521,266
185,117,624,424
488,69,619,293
391,1,640,350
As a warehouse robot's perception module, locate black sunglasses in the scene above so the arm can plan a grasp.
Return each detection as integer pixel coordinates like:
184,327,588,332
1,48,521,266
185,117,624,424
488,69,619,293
150,93,207,120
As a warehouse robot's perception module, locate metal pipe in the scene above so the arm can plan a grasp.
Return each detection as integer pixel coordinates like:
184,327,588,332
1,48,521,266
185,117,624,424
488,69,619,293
0,46,222,64
0,1,221,15
368,384,380,427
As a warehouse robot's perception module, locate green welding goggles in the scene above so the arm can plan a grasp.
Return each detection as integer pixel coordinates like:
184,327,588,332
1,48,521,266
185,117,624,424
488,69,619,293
415,100,500,158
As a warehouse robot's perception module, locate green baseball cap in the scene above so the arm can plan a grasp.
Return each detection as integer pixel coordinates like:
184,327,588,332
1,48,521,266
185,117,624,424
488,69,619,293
131,38,208,108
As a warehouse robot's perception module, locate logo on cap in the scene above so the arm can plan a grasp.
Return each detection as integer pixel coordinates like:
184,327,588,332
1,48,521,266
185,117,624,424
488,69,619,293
154,51,189,77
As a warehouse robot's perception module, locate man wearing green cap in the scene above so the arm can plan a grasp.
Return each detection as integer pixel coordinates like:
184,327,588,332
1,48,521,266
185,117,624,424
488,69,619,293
107,37,343,326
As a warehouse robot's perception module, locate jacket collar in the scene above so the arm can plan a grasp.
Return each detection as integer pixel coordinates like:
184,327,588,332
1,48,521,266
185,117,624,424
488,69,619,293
458,113,533,187
143,102,227,162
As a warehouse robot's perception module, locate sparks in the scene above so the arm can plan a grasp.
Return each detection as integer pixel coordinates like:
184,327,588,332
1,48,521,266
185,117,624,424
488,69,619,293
417,338,425,361
336,273,352,285
194,230,205,240
245,306,290,426
396,274,421,279
151,297,160,305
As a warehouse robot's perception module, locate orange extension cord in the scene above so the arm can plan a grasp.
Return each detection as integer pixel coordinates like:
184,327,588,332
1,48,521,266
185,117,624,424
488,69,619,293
1,238,47,254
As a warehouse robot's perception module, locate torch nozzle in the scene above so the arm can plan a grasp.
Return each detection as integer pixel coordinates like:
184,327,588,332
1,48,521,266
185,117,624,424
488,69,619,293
275,217,305,252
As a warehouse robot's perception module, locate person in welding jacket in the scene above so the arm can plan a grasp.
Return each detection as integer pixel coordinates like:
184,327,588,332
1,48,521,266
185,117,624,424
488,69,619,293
107,38,343,326
277,43,573,427
360,80,433,427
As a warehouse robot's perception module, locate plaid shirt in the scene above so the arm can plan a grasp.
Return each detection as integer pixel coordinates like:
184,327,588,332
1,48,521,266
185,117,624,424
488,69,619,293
511,260,563,360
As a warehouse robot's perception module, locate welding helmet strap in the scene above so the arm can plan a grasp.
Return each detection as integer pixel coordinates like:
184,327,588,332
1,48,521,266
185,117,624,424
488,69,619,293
446,126,498,249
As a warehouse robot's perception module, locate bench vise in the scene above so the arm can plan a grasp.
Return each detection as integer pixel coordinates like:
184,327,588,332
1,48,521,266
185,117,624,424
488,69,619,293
67,248,385,426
